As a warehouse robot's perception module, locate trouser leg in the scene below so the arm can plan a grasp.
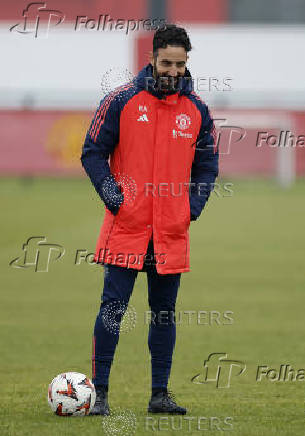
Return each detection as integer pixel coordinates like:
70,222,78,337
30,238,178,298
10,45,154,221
146,255,181,389
92,263,138,387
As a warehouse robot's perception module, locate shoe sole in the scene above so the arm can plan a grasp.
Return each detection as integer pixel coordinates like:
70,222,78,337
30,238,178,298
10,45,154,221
89,409,110,416
148,407,186,415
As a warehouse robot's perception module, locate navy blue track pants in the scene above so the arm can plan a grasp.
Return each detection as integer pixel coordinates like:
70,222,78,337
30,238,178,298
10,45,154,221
91,239,181,389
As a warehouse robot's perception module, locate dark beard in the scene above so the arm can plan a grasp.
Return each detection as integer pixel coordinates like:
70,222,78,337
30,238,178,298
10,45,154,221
152,65,183,93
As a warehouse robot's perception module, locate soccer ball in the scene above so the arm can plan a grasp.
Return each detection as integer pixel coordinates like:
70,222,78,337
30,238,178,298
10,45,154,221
47,372,96,416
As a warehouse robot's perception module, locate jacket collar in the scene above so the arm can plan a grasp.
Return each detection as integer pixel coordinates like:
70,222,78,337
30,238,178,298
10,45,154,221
135,63,194,101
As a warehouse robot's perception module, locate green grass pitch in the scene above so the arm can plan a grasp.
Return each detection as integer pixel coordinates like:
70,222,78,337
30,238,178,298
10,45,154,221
1,177,305,436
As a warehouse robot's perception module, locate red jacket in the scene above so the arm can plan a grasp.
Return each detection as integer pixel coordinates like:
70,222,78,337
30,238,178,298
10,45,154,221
81,63,219,274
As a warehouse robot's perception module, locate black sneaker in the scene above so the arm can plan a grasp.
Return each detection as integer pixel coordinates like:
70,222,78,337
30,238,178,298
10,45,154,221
148,389,186,415
90,387,110,416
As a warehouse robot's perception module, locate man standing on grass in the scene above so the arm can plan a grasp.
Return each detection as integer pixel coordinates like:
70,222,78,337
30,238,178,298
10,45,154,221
81,24,219,415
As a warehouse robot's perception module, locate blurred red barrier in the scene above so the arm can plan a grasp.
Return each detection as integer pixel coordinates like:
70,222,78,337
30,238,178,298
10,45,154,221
0,108,304,177
1,0,146,21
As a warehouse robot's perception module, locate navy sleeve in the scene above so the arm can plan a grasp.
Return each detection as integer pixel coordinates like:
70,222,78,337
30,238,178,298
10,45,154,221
81,94,124,215
189,104,219,221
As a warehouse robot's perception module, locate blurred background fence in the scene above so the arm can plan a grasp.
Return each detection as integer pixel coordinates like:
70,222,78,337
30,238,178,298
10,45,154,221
1,0,305,185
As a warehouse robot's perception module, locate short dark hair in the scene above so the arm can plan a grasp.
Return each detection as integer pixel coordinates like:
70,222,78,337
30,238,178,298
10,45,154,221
153,24,192,57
